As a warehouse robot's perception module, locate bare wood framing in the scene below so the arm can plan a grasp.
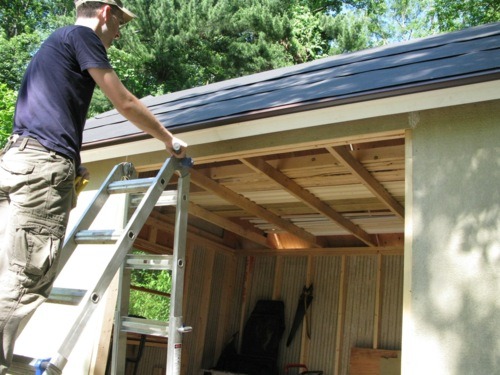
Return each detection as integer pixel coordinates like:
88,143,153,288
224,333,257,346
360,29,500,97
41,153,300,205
145,214,235,255
190,168,321,247
373,253,383,349
134,237,171,254
334,255,347,375
272,256,284,300
89,273,119,375
193,249,215,372
326,146,405,219
188,202,272,248
238,256,255,352
216,253,238,358
236,246,403,257
241,157,376,246
300,255,315,365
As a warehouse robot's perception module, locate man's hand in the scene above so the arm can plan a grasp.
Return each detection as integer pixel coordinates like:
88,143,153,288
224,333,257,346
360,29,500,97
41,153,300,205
167,137,187,158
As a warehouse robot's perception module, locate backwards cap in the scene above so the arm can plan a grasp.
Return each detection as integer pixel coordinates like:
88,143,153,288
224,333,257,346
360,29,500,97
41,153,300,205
75,0,137,25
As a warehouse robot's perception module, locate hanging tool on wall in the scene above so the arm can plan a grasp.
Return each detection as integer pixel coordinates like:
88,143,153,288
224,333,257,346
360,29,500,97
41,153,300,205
286,284,313,347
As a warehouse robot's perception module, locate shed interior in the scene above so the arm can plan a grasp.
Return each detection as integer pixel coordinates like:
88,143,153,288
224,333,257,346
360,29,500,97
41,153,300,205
126,127,405,375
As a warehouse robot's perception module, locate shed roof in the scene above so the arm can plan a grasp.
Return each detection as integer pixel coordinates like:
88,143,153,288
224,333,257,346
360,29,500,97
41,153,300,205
82,22,500,148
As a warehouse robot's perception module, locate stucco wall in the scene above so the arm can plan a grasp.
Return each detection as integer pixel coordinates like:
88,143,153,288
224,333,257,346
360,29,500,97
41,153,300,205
403,100,500,374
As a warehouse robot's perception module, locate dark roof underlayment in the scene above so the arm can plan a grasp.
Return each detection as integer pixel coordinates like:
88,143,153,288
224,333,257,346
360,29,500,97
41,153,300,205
82,22,500,149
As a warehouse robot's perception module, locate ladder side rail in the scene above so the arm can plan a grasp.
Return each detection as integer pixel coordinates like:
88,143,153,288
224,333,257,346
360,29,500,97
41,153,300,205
44,158,180,374
110,190,134,375
110,262,130,375
56,162,137,277
166,170,191,375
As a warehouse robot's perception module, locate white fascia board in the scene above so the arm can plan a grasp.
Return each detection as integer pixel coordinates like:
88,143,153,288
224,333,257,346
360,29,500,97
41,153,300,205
81,80,500,164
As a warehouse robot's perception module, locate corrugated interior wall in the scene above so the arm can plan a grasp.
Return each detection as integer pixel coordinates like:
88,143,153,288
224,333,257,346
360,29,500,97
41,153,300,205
130,250,402,374
180,250,403,375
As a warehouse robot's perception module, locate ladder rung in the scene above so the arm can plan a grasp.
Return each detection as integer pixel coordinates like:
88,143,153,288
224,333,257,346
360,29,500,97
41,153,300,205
107,178,155,194
47,287,87,305
120,316,169,337
129,190,178,208
74,229,124,244
126,254,174,270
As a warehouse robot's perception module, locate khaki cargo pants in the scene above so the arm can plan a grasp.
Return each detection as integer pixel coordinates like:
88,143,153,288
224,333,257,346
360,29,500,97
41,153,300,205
0,143,75,374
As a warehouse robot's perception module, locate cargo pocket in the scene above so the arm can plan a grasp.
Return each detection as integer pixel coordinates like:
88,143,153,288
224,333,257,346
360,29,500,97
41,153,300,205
11,225,63,289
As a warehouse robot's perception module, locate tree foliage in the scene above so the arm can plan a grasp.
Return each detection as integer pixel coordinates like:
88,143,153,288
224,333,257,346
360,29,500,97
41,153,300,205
433,0,500,31
129,251,172,320
0,83,17,148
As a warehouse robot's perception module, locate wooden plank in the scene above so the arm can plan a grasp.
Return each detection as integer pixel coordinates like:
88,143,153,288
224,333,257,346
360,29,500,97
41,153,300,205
236,246,403,257
373,254,383,349
190,168,321,247
89,273,119,375
184,119,406,165
193,249,215,373
206,144,404,182
272,255,284,300
188,202,272,248
145,213,236,255
241,157,376,246
334,256,347,375
349,347,400,375
238,256,255,352
326,146,405,219
216,253,238,361
300,255,315,365
134,237,172,254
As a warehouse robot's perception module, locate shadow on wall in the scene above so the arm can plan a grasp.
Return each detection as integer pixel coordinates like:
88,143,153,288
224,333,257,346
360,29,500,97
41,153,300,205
412,117,500,374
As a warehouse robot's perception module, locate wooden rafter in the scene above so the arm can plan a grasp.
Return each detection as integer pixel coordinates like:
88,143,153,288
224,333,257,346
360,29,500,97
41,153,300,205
326,146,405,219
188,202,272,248
241,157,376,247
235,246,403,257
145,213,236,254
189,168,322,248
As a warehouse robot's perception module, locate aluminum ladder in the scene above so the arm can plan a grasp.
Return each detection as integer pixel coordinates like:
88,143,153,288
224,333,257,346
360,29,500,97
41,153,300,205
34,155,193,375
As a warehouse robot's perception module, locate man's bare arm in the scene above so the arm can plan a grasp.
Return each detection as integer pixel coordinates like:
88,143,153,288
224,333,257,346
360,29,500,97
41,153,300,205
88,67,186,157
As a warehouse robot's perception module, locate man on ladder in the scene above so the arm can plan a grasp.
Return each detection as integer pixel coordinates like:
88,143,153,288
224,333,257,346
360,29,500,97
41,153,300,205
0,1,187,373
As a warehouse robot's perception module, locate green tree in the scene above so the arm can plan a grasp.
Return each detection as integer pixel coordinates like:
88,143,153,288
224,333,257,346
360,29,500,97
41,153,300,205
368,0,439,44
0,0,74,39
433,0,500,31
0,83,16,148
0,31,41,90
117,0,377,94
129,256,172,321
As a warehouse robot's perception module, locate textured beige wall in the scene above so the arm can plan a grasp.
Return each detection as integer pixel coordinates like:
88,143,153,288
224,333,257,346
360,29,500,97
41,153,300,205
403,100,500,374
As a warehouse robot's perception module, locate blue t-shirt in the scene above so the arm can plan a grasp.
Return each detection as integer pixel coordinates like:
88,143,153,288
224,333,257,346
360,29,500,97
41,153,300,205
14,25,112,166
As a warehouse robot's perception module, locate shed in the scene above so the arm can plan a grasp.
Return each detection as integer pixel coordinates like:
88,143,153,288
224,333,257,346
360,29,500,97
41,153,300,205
12,22,500,375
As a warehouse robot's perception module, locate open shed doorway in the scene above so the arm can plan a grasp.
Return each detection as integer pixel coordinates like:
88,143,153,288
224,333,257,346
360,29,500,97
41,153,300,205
125,130,406,375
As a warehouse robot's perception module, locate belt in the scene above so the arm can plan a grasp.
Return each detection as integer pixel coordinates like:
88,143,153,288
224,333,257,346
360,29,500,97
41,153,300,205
9,136,72,161
12,137,49,152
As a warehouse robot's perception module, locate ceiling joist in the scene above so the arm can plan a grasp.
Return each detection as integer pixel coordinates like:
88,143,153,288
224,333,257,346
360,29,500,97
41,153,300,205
326,146,405,219
189,168,322,248
241,156,376,247
188,202,272,248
